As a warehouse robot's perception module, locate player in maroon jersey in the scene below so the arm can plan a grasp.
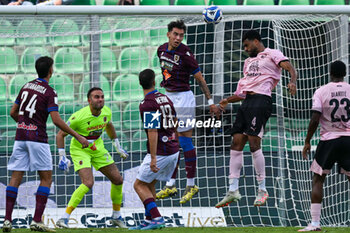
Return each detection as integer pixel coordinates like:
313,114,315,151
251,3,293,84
156,20,220,204
2,56,88,232
130,69,179,230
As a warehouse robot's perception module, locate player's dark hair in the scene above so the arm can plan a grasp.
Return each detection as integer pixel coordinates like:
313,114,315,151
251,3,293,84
35,56,53,79
330,60,346,78
87,87,103,99
139,69,155,90
242,30,261,42
168,20,186,33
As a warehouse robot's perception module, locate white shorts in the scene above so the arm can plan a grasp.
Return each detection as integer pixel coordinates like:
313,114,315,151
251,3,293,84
137,152,179,183
165,90,196,133
7,141,53,172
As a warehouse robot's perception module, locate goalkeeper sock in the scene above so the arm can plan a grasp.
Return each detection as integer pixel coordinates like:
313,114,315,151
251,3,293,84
5,186,18,221
229,150,243,181
34,186,50,222
111,184,123,218
252,149,266,188
311,203,321,226
65,184,90,217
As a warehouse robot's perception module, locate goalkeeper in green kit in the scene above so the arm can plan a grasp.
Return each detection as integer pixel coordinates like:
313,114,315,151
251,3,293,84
55,87,128,229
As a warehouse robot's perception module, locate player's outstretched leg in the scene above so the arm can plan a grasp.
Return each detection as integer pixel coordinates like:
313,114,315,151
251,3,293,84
30,221,56,232
2,220,12,232
179,136,198,204
215,190,241,208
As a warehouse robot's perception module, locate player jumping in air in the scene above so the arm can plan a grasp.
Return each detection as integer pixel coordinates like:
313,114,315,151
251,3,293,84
216,30,297,208
156,20,220,204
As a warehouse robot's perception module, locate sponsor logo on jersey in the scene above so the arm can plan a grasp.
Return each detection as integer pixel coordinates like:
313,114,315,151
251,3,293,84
87,123,107,131
161,60,174,71
17,122,38,131
160,55,179,66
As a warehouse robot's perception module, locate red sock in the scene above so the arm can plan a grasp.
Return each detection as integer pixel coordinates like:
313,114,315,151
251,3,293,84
184,149,196,178
33,186,50,223
143,198,161,219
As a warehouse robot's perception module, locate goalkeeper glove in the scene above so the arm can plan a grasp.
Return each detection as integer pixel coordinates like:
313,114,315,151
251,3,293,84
112,138,129,160
58,148,71,173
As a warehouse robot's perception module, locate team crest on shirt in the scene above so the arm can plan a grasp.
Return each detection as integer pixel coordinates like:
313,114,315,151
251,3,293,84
249,61,259,72
174,54,180,62
79,160,83,165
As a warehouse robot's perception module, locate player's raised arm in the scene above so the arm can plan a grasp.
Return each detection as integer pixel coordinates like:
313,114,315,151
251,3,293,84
280,60,298,96
50,111,89,148
193,71,221,119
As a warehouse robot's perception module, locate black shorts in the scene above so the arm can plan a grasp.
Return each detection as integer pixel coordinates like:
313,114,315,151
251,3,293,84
231,94,272,137
312,136,350,175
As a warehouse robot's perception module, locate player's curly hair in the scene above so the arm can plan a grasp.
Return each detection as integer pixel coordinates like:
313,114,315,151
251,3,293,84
168,20,186,33
139,69,155,90
242,29,261,42
330,60,346,78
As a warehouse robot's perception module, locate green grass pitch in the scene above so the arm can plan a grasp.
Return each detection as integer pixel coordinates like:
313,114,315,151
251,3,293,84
8,227,350,232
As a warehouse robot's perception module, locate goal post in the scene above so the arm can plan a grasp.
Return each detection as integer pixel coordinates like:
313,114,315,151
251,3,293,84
0,5,349,228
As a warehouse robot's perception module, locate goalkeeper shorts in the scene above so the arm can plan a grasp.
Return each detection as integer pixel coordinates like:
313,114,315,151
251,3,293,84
70,146,114,172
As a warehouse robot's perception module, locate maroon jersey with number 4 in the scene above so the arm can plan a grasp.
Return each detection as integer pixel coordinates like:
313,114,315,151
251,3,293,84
139,90,179,155
157,43,200,92
14,78,58,143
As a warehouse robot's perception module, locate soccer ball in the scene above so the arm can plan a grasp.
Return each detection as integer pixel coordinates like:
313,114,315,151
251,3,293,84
202,6,223,24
